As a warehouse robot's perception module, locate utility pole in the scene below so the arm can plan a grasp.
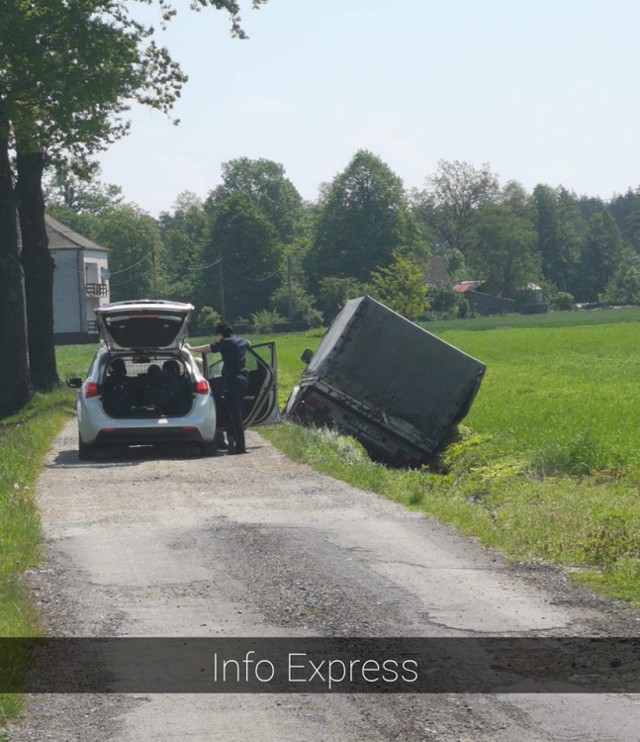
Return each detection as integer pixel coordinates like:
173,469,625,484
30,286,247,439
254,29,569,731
287,254,293,323
151,245,157,297
219,257,226,319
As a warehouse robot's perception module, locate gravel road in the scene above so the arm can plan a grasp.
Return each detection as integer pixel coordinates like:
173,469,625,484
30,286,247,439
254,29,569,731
7,418,640,741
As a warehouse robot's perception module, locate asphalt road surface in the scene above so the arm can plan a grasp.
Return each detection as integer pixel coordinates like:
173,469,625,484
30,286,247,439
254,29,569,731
8,419,640,741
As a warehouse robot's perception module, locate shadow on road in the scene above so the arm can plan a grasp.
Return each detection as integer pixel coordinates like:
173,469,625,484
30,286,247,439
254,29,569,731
49,444,219,468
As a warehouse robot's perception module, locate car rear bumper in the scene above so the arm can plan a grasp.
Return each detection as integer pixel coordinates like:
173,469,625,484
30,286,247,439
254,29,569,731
78,391,216,447
95,426,208,447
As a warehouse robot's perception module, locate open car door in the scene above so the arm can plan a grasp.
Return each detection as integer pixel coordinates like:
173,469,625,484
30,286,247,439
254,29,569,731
205,342,281,429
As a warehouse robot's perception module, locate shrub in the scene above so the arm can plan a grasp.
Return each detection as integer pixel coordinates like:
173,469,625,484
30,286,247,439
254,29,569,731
197,306,221,333
551,292,575,311
250,309,286,333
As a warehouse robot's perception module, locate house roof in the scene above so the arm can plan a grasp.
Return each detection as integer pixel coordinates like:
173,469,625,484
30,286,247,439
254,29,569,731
453,280,485,293
45,214,108,253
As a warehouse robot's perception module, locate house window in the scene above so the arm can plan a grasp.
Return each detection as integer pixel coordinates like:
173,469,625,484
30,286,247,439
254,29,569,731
85,262,99,285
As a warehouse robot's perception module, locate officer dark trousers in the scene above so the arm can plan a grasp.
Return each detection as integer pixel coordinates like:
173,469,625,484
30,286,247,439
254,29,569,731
225,373,248,454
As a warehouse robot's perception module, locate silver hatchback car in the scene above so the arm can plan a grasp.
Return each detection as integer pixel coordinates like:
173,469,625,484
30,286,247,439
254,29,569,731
67,300,279,460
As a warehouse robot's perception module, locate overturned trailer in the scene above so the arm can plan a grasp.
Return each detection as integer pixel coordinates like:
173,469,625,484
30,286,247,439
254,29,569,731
284,296,486,467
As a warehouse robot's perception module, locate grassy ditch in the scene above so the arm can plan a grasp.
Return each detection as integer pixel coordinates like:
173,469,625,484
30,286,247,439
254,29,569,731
261,307,640,607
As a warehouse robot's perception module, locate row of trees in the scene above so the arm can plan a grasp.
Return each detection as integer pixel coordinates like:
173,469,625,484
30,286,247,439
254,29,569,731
48,151,432,329
414,160,640,307
0,0,267,417
47,153,640,337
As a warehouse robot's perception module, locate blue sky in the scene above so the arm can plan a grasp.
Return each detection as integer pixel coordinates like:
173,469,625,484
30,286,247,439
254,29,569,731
96,0,640,216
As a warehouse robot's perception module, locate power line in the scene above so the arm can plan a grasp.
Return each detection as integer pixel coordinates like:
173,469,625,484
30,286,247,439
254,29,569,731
109,265,155,288
108,250,154,275
224,262,280,282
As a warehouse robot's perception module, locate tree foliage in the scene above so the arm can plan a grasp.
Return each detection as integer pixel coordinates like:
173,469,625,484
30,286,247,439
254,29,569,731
317,276,370,322
414,159,500,255
200,192,281,322
93,206,165,301
579,212,623,302
309,150,428,287
197,305,221,334
0,0,269,413
470,203,540,298
206,157,303,244
369,250,429,320
159,192,209,302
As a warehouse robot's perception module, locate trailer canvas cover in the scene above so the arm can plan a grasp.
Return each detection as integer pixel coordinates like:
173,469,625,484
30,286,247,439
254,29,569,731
297,296,486,464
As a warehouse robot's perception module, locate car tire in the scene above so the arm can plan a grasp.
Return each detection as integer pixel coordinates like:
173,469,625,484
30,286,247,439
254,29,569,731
201,439,218,457
78,434,96,461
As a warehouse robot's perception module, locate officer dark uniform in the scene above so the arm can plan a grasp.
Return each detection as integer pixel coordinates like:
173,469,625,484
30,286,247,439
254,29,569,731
199,323,250,454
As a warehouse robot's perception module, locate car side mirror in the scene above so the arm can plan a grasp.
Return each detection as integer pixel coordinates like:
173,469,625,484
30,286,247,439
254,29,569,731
66,378,83,389
301,348,314,365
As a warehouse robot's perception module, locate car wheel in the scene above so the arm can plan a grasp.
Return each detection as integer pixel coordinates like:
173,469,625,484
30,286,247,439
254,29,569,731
201,439,218,457
78,434,96,461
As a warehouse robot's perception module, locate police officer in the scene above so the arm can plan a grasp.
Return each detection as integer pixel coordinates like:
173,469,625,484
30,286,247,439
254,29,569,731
189,323,250,454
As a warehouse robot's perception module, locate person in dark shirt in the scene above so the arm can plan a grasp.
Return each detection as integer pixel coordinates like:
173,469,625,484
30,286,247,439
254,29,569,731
189,323,251,454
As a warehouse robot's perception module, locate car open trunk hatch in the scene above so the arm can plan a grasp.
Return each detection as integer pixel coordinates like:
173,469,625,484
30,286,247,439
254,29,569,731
95,301,194,352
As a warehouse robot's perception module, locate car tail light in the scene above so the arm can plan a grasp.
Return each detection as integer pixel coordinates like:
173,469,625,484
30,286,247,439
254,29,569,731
194,379,210,395
84,382,99,399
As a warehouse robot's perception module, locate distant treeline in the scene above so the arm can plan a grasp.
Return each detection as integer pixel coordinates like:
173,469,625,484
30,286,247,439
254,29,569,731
46,153,640,331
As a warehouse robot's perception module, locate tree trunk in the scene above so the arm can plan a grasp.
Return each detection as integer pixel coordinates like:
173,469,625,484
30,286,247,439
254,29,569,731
16,150,59,391
0,132,32,416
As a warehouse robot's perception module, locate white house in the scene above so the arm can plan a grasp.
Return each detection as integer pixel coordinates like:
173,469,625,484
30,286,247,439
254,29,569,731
46,215,110,343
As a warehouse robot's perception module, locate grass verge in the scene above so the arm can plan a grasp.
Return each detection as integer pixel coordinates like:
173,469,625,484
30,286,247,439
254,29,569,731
0,388,75,720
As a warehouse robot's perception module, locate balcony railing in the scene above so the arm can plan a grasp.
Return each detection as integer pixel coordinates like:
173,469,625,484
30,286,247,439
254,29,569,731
86,283,109,297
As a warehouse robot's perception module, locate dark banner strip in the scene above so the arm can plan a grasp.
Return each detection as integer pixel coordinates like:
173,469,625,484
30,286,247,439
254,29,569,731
2,637,640,693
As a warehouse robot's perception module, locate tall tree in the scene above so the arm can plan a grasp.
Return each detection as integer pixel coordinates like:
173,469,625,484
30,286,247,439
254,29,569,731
92,206,165,302
16,151,57,390
579,212,623,302
308,149,427,288
414,159,500,256
608,188,640,252
601,248,640,305
0,124,31,415
200,192,280,321
469,203,540,298
206,158,303,244
532,185,582,293
0,0,269,403
159,192,209,303
5,0,174,390
556,188,587,298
